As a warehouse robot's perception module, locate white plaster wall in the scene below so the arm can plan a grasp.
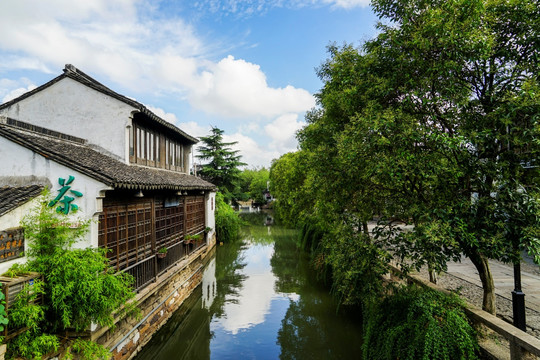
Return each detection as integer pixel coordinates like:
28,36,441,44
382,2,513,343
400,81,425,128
0,78,134,160
206,191,216,232
0,137,112,251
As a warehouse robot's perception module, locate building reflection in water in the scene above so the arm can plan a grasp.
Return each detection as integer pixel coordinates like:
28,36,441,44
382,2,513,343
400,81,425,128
201,258,216,310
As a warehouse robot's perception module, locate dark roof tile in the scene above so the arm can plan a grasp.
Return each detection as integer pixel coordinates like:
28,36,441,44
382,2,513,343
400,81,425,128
0,185,43,217
0,123,215,192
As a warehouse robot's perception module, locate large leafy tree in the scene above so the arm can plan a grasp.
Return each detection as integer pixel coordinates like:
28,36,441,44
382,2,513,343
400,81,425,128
197,127,246,196
364,0,540,314
236,168,271,204
273,0,540,314
270,151,314,228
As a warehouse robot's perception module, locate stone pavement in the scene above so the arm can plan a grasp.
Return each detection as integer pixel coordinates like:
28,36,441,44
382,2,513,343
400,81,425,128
366,221,540,317
445,257,540,314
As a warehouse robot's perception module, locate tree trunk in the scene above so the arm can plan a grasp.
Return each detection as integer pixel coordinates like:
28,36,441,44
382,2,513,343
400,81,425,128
362,221,369,235
428,265,437,284
469,251,496,315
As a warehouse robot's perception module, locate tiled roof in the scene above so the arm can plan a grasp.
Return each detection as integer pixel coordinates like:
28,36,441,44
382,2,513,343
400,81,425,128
0,185,43,217
0,64,198,144
0,122,216,192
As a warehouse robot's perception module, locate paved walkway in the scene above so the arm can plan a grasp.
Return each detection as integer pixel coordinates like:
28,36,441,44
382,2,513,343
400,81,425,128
446,258,540,313
366,222,540,315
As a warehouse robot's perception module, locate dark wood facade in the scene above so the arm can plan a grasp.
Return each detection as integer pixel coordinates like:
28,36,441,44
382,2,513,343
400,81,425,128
98,193,206,291
0,228,25,263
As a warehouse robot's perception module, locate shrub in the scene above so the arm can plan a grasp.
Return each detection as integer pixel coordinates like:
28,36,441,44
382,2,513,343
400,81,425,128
8,281,45,331
9,333,59,360
215,192,242,242
6,281,59,360
6,191,138,359
66,338,111,360
362,285,479,360
0,288,8,337
47,248,135,331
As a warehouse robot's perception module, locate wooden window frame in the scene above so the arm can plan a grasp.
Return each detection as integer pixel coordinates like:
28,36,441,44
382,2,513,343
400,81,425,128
130,123,189,173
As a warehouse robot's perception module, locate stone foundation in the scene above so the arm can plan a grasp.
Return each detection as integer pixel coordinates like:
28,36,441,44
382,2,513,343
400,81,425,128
94,234,216,360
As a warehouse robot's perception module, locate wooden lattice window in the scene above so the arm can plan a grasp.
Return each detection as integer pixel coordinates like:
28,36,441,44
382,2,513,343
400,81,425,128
185,196,205,234
155,198,184,249
98,200,153,271
0,228,24,263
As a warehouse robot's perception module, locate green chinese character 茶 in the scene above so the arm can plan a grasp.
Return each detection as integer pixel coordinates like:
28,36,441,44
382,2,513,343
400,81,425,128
48,175,83,214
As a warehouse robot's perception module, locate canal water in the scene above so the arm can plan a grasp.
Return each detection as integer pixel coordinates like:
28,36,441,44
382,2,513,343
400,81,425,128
134,213,363,360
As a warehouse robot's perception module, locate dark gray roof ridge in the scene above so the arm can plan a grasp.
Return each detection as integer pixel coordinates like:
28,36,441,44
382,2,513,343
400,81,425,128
1,117,87,144
0,176,51,188
0,64,198,144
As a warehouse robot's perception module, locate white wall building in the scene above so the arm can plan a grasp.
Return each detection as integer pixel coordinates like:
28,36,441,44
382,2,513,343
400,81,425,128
0,64,216,286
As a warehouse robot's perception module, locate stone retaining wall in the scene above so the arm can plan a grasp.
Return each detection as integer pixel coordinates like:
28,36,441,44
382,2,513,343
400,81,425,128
96,234,216,360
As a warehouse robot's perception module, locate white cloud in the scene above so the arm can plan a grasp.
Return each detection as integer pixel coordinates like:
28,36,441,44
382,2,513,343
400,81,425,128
215,245,277,334
238,121,261,134
177,121,212,139
224,133,281,168
0,57,53,73
145,105,179,125
1,82,37,103
188,56,315,118
0,1,204,88
322,0,370,9
0,1,315,122
265,113,305,152
192,0,369,18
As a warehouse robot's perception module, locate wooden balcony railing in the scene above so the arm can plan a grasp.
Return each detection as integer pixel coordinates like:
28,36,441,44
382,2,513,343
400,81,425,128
157,241,186,275
121,233,207,293
123,256,156,292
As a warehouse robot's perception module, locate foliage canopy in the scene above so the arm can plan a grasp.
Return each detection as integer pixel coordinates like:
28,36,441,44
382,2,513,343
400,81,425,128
215,192,242,243
271,0,540,316
197,127,246,198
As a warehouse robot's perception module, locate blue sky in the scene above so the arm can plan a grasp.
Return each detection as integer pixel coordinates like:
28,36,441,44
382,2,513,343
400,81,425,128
0,0,378,168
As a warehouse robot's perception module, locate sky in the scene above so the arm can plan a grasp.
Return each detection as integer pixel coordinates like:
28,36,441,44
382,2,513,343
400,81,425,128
0,0,379,168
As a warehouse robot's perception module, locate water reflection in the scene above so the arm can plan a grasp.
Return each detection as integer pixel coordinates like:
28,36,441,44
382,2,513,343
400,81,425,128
135,213,362,360
201,258,216,310
214,244,277,334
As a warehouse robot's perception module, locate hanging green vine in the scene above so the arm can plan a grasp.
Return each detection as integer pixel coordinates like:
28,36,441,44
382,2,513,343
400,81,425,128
362,285,479,360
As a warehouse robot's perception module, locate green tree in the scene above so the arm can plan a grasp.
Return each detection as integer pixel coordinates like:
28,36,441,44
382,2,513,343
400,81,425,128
239,168,270,204
269,152,313,228
8,192,136,359
363,0,540,314
20,195,136,331
273,0,540,315
197,127,246,198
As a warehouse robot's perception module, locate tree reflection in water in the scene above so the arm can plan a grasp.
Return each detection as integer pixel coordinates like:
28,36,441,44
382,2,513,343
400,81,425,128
210,236,249,317
271,226,363,360
135,212,363,360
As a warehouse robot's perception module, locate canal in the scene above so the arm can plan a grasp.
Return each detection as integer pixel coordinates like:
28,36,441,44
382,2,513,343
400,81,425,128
134,212,363,360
